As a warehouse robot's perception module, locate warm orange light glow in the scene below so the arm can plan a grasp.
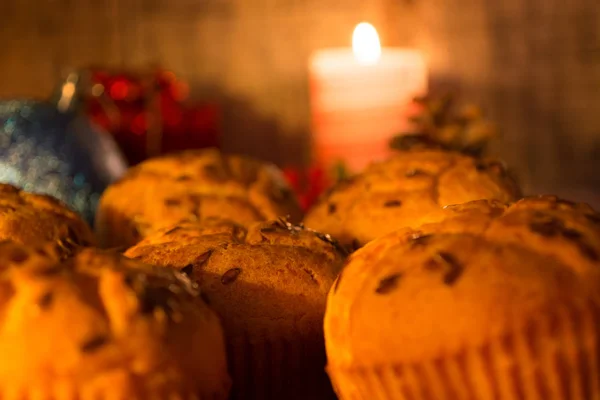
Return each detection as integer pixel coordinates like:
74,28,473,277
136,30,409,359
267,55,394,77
352,22,381,65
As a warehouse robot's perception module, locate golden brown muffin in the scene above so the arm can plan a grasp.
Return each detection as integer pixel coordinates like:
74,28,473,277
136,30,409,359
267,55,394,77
125,217,347,400
96,149,303,248
325,195,600,399
0,242,230,400
304,148,521,250
0,183,95,258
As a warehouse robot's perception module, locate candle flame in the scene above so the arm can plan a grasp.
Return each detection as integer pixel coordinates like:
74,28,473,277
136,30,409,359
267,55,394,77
352,22,381,65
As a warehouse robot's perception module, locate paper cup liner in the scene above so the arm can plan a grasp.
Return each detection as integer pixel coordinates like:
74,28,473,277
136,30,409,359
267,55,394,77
328,300,600,400
228,328,336,400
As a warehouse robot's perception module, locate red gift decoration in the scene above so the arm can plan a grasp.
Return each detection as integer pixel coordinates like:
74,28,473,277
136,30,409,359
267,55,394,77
84,68,220,165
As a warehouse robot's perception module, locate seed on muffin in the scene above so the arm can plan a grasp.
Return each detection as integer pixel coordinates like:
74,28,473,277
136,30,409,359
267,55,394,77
578,243,599,261
441,260,463,286
8,247,29,263
37,292,54,309
194,250,213,267
203,164,228,181
221,268,241,285
165,198,182,207
405,169,428,177
410,232,433,246
585,214,600,225
165,226,184,235
80,335,109,353
34,266,63,277
383,200,402,208
529,219,562,237
375,273,402,294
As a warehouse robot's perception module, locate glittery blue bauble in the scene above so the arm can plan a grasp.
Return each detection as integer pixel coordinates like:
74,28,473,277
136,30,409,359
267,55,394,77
0,100,128,225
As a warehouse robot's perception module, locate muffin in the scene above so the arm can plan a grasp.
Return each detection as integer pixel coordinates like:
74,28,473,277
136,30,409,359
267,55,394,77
96,148,303,248
0,242,230,399
325,195,600,399
125,217,347,399
0,183,95,258
304,146,521,250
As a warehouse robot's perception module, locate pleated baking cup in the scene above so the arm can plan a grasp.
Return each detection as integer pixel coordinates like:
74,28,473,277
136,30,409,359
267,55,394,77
227,329,336,400
327,300,600,400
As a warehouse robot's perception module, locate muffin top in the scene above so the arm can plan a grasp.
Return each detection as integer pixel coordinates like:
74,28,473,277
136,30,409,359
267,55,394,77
325,195,600,367
0,242,230,399
304,149,521,250
0,183,95,257
96,149,303,248
125,217,347,335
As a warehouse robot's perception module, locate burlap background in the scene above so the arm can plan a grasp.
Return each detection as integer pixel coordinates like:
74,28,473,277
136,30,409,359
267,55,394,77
1,0,598,201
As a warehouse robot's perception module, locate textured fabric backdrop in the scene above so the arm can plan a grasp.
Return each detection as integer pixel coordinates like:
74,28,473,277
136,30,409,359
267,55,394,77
0,0,598,202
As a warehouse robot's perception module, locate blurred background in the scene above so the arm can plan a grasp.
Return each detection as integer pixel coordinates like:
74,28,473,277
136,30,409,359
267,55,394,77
0,0,599,205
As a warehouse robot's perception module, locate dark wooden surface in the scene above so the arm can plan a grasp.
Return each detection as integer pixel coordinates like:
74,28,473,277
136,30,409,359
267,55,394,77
0,0,599,204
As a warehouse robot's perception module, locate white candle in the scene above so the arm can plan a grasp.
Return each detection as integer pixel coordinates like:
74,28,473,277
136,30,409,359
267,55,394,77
309,22,428,172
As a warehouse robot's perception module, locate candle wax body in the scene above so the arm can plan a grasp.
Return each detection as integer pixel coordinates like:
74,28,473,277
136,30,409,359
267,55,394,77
309,48,427,172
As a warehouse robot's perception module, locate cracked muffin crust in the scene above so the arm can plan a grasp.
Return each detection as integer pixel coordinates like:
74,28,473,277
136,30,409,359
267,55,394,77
0,242,230,400
95,149,303,248
325,195,600,399
304,149,521,250
0,183,95,258
125,217,347,400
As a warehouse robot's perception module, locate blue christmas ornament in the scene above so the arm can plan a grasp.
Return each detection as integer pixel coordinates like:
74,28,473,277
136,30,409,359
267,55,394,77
0,96,128,226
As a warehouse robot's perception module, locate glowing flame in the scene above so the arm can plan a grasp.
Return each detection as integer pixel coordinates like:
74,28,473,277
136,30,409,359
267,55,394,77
352,22,381,65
